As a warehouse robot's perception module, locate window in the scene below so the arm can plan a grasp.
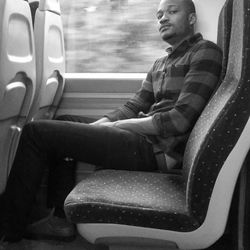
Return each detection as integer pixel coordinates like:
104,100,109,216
60,0,166,73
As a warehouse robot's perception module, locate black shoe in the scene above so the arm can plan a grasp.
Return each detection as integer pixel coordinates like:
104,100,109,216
24,211,76,242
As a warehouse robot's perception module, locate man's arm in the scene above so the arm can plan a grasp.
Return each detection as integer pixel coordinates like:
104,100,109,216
92,41,222,137
103,65,156,122
152,41,223,137
90,65,156,133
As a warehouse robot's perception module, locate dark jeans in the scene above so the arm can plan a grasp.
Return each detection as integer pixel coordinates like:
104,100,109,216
1,115,158,238
46,115,96,215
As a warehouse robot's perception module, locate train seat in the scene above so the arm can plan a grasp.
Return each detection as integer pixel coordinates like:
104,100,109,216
216,0,233,83
28,0,65,121
194,0,232,82
0,0,36,193
64,0,250,249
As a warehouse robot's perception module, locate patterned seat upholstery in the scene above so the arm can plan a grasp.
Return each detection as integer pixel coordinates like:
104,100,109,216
65,170,197,231
64,0,250,249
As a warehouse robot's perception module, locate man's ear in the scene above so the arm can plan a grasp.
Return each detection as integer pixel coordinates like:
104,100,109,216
189,13,197,25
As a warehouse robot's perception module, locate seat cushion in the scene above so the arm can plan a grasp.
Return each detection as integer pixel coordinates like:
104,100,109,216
64,170,200,231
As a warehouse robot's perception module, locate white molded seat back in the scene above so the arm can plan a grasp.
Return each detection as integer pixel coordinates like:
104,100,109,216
28,0,65,120
0,0,36,193
39,0,61,13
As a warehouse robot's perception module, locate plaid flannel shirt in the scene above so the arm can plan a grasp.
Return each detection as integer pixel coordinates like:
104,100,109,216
106,33,222,169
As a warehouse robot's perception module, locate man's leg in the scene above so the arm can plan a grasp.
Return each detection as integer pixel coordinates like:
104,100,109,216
1,119,157,240
47,115,96,218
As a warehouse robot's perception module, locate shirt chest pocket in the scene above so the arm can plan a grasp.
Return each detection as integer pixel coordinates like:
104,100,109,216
166,64,190,77
160,64,190,92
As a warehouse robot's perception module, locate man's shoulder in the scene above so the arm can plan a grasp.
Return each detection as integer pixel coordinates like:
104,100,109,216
192,37,222,54
153,55,168,68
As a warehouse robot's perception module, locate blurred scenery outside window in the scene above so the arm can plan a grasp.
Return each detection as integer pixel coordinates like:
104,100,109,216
60,0,167,73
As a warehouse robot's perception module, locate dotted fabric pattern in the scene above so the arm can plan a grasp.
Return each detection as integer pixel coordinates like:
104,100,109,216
64,0,250,232
65,170,200,231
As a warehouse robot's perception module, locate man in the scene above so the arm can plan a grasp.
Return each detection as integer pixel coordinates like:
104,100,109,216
0,0,222,243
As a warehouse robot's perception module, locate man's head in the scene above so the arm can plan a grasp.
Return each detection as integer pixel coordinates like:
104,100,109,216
157,0,197,46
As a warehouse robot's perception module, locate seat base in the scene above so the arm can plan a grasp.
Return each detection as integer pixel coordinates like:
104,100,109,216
95,236,178,250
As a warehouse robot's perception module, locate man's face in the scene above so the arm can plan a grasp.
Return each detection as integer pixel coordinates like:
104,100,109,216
157,0,195,45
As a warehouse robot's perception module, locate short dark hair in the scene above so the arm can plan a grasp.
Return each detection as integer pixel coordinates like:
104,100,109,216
184,0,196,14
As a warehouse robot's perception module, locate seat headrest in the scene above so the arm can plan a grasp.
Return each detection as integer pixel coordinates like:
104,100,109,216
39,0,61,14
216,0,233,81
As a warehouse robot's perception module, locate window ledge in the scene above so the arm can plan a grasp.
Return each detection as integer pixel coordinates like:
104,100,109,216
65,73,146,80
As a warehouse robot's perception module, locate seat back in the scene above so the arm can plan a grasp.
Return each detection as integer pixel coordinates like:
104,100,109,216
0,0,36,193
28,0,65,120
193,0,226,43
217,0,233,82
194,0,231,84
183,0,249,230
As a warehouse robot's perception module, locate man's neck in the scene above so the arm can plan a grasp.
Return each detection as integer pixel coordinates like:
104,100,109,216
169,32,194,51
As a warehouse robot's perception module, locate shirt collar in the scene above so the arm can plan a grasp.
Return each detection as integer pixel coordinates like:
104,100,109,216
165,33,203,56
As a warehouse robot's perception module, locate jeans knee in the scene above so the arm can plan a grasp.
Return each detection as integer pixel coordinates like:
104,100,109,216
22,121,35,135
21,121,43,141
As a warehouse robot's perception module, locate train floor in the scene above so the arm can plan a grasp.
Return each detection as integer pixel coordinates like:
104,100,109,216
0,234,233,250
0,234,99,250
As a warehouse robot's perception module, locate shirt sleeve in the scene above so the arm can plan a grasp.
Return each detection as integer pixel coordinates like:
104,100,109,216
105,65,156,122
152,41,223,137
